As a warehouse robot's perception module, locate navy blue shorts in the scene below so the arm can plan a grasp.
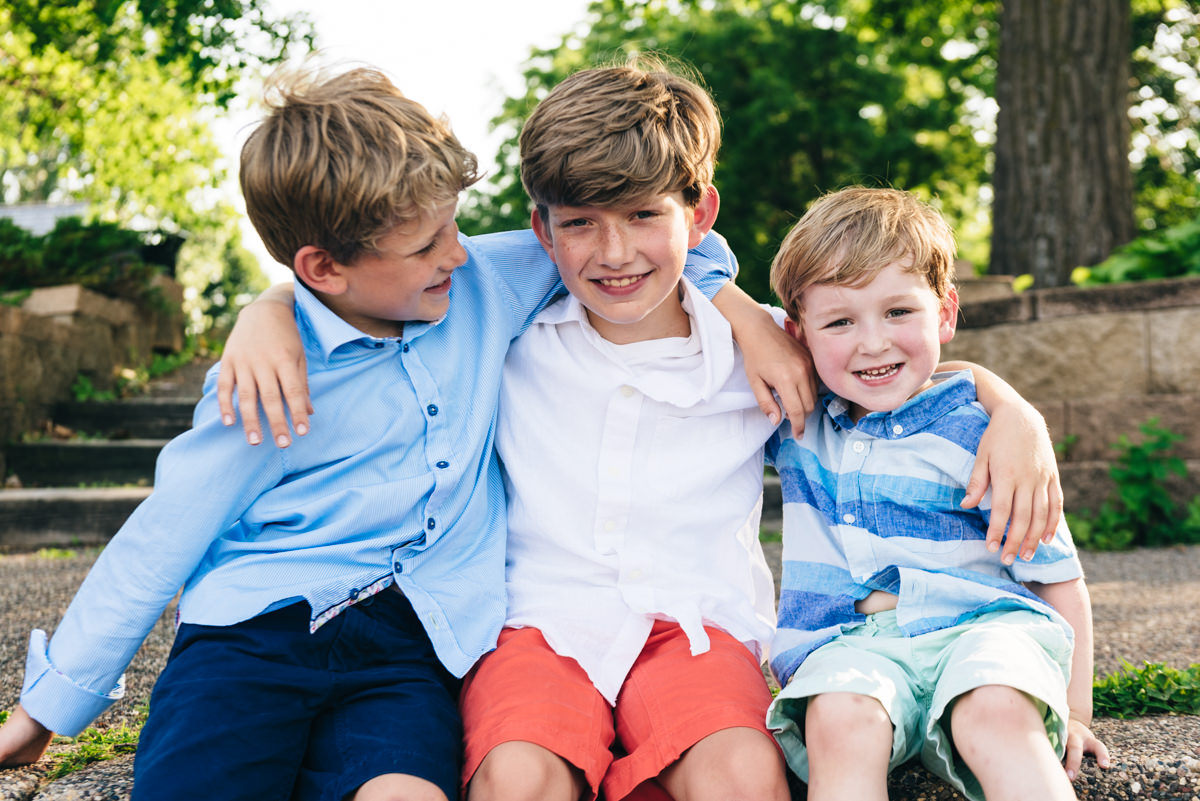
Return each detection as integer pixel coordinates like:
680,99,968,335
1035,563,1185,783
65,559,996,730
131,588,461,801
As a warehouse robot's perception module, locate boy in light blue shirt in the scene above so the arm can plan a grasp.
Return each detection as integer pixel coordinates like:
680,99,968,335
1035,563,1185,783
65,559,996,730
765,187,1111,801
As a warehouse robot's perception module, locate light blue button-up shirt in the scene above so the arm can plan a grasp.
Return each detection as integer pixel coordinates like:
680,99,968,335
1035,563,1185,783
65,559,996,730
20,228,738,736
767,370,1083,687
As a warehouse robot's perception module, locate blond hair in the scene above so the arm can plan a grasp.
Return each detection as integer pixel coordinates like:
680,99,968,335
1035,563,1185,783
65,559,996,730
770,187,957,323
240,66,479,268
519,55,721,215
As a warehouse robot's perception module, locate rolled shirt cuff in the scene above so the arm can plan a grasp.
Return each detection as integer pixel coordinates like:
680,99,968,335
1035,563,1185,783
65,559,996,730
20,629,125,737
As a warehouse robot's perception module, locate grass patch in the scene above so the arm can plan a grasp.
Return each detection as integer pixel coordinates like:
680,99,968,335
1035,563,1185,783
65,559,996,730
1094,661,1200,718
0,708,145,780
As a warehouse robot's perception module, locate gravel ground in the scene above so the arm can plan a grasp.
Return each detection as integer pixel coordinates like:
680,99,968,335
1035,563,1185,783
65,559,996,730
0,544,1196,799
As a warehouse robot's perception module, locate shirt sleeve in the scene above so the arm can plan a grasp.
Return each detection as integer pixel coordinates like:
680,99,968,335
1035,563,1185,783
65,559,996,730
19,379,286,736
682,230,738,299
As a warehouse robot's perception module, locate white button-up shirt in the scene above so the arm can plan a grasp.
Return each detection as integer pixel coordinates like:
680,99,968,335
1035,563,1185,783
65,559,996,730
496,278,780,703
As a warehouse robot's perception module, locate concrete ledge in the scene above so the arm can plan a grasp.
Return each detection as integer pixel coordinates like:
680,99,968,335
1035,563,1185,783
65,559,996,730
0,487,151,552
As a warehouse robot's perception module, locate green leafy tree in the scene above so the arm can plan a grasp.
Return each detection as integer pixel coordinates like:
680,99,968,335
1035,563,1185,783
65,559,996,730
464,0,1199,295
0,1,311,331
460,0,989,302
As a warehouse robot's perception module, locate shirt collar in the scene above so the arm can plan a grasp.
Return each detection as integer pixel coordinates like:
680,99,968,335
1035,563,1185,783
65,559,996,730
535,277,736,406
294,280,402,364
824,369,977,437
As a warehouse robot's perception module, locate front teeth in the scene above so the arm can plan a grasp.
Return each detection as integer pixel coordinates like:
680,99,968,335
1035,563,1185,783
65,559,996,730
858,364,899,379
598,276,641,287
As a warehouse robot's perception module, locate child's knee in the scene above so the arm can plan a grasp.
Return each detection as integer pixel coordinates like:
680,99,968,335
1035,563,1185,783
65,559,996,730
950,684,1042,742
468,741,581,801
805,693,891,754
666,728,788,801
350,773,448,801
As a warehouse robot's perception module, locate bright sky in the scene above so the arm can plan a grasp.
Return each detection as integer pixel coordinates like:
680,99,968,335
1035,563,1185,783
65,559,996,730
229,0,594,281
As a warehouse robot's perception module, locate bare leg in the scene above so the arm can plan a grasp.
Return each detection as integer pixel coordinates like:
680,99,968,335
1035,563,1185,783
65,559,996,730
804,693,892,801
657,726,790,801
466,740,586,801
950,685,1075,801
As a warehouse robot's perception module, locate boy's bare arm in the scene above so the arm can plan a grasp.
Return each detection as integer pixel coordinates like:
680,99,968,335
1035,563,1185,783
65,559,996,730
942,360,1064,563
711,282,816,437
0,705,54,767
216,283,311,449
1027,578,1111,780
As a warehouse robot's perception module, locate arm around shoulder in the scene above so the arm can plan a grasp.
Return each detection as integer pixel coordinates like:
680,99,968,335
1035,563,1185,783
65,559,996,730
217,282,309,448
947,360,1064,563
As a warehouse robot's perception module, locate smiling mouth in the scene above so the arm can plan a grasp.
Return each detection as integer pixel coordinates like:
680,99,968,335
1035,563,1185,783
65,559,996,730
856,364,900,381
427,276,452,293
595,274,647,288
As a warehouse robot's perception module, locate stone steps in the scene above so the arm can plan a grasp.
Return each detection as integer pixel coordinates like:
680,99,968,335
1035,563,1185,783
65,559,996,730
0,364,205,549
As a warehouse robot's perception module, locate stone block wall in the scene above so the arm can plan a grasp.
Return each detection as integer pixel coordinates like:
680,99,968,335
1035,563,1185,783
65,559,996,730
0,279,184,445
943,275,1200,512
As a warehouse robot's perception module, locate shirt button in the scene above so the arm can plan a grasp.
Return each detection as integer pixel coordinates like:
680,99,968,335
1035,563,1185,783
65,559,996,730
603,520,617,532
393,561,402,573
893,424,904,435
842,513,856,524
402,343,410,352
852,441,865,453
426,518,436,530
630,568,644,579
436,460,450,469
620,385,635,398
427,404,439,416
371,341,384,349
349,587,359,599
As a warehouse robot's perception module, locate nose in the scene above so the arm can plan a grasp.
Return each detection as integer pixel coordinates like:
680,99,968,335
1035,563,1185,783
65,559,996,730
597,223,633,269
857,320,890,355
445,225,468,271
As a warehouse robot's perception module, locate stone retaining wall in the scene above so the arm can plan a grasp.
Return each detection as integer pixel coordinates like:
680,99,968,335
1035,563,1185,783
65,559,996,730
945,275,1200,512
0,280,184,451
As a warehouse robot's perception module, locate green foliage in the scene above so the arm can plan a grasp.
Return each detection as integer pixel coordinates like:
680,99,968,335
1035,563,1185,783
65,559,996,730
46,721,142,780
464,0,1199,291
1130,2,1200,231
1076,214,1200,284
1094,661,1200,718
460,0,991,302
0,217,175,308
1069,418,1200,550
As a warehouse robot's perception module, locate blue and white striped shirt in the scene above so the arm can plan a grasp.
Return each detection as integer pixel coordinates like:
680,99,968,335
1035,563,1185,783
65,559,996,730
20,228,739,736
766,370,1082,687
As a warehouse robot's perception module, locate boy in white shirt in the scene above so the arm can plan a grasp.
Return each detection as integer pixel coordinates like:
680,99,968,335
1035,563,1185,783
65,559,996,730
458,58,1061,801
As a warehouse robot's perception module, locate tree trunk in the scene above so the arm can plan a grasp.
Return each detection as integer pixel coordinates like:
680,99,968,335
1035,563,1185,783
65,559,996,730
991,0,1135,287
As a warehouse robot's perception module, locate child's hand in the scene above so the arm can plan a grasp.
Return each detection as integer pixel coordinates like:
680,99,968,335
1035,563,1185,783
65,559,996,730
216,285,312,448
0,705,54,767
743,322,817,438
963,401,1064,564
1064,718,1110,781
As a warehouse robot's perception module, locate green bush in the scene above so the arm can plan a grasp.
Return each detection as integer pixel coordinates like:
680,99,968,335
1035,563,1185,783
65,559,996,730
0,216,179,307
1076,214,1200,284
1069,418,1200,550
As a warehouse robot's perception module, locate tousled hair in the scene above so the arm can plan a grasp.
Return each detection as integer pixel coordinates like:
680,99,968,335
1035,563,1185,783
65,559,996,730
770,187,957,323
240,65,479,269
519,54,721,217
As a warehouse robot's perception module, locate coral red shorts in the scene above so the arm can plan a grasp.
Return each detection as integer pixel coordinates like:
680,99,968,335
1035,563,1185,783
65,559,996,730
460,621,775,801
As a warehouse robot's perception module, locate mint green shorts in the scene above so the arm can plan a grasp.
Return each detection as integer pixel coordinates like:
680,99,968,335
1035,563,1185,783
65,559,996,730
766,608,1072,801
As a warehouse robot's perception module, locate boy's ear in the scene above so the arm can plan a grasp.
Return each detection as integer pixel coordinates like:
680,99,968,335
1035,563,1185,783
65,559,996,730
784,317,806,345
938,287,960,344
293,246,349,296
687,185,720,248
530,209,557,262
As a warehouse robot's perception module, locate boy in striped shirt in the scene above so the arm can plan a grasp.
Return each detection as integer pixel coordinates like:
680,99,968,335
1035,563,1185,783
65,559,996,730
765,187,1110,801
